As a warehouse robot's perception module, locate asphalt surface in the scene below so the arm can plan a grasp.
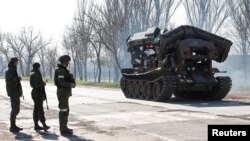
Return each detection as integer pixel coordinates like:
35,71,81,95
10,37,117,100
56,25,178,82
0,79,249,141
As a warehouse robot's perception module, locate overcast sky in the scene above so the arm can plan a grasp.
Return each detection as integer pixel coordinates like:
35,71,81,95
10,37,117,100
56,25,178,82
0,0,77,45
0,0,186,46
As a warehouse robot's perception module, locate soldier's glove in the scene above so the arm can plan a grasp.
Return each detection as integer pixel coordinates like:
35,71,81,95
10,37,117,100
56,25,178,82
70,73,76,83
18,76,22,81
71,83,76,88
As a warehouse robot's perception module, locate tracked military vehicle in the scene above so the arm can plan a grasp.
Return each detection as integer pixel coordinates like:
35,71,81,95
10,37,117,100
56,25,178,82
120,25,232,101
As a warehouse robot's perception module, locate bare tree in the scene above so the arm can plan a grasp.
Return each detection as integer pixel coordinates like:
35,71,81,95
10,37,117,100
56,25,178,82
18,27,50,76
229,1,250,82
90,40,102,82
83,3,104,83
74,0,93,81
46,47,58,78
6,33,26,76
153,0,180,28
2,29,52,77
0,33,8,75
97,0,129,82
129,0,154,31
128,0,179,33
241,0,250,25
103,49,113,83
0,55,7,75
0,33,10,62
182,0,232,34
101,0,180,82
37,46,46,76
62,27,78,77
67,0,180,82
89,51,98,82
73,0,123,82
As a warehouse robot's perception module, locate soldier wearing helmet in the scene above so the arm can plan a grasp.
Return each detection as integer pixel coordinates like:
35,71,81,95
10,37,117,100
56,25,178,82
5,57,23,132
54,55,76,135
30,62,50,131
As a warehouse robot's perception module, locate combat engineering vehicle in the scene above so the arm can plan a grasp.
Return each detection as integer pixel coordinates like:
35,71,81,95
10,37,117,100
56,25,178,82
120,25,232,101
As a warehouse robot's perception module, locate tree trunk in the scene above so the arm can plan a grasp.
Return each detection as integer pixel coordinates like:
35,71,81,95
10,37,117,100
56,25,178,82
80,63,83,80
40,48,46,77
97,58,102,83
113,65,119,82
19,60,25,76
73,59,77,79
42,63,45,77
25,58,32,76
111,50,121,82
93,63,96,82
77,62,83,80
154,0,160,27
108,69,111,83
243,55,248,83
97,45,102,83
49,68,52,79
84,61,87,81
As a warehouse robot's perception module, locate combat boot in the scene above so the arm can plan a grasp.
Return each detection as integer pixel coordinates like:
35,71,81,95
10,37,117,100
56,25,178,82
14,125,23,131
10,126,19,133
65,127,73,132
9,120,19,133
60,128,73,135
34,121,44,131
42,122,50,131
60,129,73,136
12,120,23,131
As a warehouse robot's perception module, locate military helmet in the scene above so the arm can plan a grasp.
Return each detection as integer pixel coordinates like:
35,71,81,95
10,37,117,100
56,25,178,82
59,55,71,63
33,62,41,69
10,57,19,63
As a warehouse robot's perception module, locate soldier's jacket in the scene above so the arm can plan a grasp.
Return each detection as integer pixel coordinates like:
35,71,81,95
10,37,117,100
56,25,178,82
55,64,74,97
5,63,22,98
30,70,45,99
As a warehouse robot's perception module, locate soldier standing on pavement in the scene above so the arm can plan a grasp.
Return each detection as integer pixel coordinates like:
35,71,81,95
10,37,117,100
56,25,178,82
5,57,23,133
54,55,76,135
30,63,50,131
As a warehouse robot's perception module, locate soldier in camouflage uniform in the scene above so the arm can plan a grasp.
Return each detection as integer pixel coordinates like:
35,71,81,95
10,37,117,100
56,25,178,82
54,55,76,135
5,57,23,133
30,63,50,131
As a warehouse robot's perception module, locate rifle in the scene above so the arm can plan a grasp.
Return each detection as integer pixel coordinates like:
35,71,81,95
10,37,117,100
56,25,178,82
42,79,49,110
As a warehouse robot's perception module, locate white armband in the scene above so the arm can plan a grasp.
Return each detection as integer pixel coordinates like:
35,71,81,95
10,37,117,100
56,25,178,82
58,75,64,79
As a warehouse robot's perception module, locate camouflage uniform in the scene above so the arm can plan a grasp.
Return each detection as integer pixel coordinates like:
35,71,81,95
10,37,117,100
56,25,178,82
5,58,23,132
55,55,75,134
30,63,50,130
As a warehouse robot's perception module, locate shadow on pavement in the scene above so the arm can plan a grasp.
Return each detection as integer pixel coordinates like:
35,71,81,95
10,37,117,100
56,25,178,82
37,131,59,140
62,133,94,141
166,98,250,108
14,131,34,141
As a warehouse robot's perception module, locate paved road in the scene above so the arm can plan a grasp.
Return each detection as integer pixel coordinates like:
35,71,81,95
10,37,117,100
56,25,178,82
0,79,249,141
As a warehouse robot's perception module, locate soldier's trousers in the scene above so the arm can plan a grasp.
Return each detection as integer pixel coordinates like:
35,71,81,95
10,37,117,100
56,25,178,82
32,97,46,123
57,94,69,131
10,97,20,122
